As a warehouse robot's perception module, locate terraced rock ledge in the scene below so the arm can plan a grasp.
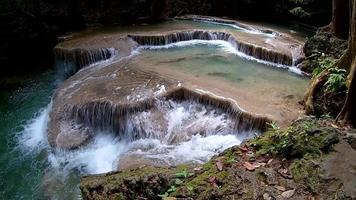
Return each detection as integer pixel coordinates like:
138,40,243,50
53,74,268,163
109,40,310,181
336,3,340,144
47,15,313,199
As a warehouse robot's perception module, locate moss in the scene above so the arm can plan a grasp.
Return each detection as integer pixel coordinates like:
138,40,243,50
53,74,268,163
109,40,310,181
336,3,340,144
250,116,339,159
290,155,322,192
81,166,178,200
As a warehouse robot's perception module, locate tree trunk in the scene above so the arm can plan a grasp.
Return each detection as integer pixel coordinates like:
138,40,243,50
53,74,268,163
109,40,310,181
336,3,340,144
332,0,350,39
304,0,356,126
337,0,356,126
151,0,168,22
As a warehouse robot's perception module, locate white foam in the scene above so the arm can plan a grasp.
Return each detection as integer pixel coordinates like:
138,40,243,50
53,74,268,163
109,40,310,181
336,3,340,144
192,19,275,38
49,133,126,175
128,134,242,165
18,102,52,153
154,85,166,95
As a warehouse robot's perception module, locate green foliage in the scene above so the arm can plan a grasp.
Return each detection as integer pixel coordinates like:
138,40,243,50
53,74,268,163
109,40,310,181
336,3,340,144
175,170,193,179
267,121,280,131
174,178,183,185
159,169,193,198
312,58,336,77
250,117,339,159
324,68,347,93
158,192,169,198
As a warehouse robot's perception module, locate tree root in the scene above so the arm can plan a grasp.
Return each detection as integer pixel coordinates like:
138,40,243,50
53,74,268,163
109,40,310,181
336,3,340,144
303,70,330,114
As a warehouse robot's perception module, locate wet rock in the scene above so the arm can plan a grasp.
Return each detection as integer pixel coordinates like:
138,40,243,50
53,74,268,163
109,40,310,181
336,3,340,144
321,141,356,199
117,154,169,171
344,133,356,150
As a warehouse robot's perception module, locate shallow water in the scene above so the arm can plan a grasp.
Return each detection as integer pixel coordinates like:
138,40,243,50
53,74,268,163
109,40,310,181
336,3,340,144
135,41,308,101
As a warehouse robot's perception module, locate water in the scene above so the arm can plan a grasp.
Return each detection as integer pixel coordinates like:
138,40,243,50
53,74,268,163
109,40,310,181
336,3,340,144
135,40,308,98
0,20,308,199
0,69,249,199
0,71,56,199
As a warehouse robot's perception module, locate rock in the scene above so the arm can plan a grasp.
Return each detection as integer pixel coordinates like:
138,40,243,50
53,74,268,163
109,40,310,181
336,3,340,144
274,186,286,192
281,189,295,198
117,154,169,171
263,193,273,200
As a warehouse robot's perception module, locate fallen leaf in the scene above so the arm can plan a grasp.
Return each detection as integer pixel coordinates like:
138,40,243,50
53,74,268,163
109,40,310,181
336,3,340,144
281,189,295,198
208,176,216,183
243,162,260,171
208,176,219,188
331,123,339,129
274,185,286,192
194,167,203,171
163,197,177,200
239,146,248,152
216,161,223,171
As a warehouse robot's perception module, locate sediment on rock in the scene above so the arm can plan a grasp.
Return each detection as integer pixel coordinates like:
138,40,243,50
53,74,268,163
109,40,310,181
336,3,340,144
53,47,117,69
129,30,293,65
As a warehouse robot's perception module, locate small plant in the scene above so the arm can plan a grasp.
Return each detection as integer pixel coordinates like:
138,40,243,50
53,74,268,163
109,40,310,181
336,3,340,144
175,170,193,178
267,121,280,131
186,185,194,192
158,170,193,199
324,67,346,92
312,58,336,77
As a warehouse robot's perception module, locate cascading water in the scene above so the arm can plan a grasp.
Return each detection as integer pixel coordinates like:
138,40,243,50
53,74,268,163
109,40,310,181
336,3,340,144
0,17,309,199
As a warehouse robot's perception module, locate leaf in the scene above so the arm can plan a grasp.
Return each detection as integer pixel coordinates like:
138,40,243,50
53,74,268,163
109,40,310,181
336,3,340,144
158,192,169,198
175,170,188,178
243,162,262,171
239,146,248,152
216,160,223,171
174,178,183,185
193,167,203,171
187,185,194,191
208,176,219,188
167,185,177,193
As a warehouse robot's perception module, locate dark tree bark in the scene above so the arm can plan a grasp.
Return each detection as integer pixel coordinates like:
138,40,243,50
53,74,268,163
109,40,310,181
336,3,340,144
151,0,168,22
337,0,356,127
332,0,350,39
320,0,350,39
305,0,356,128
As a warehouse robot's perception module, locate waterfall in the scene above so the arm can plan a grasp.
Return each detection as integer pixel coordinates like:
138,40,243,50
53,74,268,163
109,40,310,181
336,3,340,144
53,47,117,72
57,87,270,150
177,15,277,37
129,30,293,66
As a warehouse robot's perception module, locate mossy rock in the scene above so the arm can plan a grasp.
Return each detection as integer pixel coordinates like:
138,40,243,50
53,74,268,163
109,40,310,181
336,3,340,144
250,116,339,159
80,166,180,200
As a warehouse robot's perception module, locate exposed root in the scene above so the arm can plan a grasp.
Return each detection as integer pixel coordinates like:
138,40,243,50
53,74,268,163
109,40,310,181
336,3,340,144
303,70,330,114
